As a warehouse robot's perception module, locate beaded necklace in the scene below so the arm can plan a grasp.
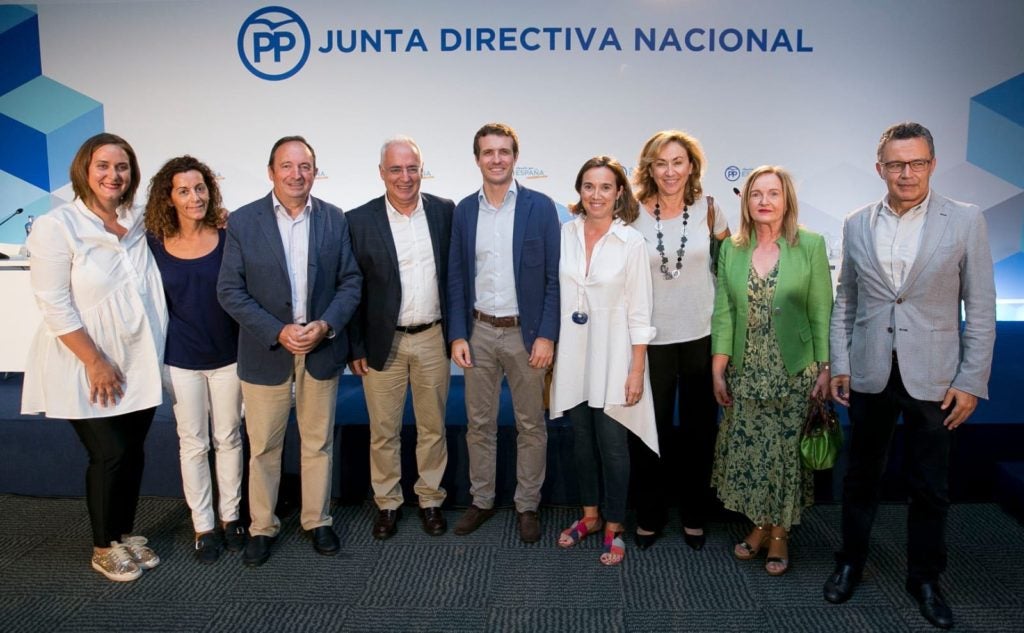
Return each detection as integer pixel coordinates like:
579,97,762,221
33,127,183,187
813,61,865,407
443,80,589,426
653,198,688,279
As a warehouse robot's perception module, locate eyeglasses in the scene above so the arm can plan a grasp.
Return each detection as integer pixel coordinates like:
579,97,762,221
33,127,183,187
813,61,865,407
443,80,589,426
386,166,421,176
881,159,932,174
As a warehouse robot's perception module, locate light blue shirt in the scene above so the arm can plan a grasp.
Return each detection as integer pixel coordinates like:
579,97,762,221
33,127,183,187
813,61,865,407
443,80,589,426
272,193,312,324
474,181,519,317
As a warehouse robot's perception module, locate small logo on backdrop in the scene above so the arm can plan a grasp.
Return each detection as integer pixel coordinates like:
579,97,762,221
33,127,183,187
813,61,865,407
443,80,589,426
724,165,742,182
238,6,311,81
516,166,548,179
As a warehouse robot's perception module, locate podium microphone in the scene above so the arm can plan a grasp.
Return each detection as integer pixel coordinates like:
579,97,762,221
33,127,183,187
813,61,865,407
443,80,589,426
0,208,25,259
0,207,24,227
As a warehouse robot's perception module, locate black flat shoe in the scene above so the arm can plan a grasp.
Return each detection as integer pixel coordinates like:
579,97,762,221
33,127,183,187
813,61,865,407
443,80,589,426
683,530,706,551
634,530,659,550
906,579,954,629
310,526,340,556
242,535,275,567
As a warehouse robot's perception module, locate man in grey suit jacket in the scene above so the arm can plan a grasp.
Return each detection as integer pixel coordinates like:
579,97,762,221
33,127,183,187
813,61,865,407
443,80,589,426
346,136,454,540
218,136,362,567
823,123,996,630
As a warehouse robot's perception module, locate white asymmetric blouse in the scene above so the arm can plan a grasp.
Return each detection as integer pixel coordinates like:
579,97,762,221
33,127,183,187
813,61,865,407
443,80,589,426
550,217,659,454
21,199,168,419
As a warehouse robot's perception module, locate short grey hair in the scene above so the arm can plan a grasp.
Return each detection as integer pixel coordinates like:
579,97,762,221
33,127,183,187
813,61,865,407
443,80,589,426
876,122,935,162
379,135,422,166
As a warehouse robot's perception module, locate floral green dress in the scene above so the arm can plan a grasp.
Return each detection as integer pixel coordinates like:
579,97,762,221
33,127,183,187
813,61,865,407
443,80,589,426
711,263,815,528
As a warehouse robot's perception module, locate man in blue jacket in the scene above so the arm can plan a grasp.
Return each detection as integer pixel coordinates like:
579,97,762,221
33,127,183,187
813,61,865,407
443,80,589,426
218,136,362,566
447,123,560,542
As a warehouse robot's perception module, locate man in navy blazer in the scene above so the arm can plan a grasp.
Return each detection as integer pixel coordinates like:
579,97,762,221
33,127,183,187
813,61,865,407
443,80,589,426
346,136,454,540
447,123,560,542
217,136,361,567
823,123,996,629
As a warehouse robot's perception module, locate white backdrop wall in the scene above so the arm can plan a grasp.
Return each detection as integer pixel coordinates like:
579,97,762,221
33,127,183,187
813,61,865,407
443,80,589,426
2,0,1023,314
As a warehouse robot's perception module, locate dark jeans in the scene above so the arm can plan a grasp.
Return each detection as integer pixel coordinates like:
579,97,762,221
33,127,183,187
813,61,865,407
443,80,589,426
70,408,155,548
839,359,950,583
628,337,719,531
567,402,630,524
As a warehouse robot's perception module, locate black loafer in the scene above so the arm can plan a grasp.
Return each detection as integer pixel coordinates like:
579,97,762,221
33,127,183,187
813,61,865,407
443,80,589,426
222,521,248,553
373,509,400,540
310,526,340,555
194,532,221,565
906,579,954,629
823,562,862,604
243,535,276,567
419,507,447,536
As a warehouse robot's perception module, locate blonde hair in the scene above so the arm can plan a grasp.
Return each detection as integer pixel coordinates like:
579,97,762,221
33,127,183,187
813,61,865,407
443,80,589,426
732,165,800,248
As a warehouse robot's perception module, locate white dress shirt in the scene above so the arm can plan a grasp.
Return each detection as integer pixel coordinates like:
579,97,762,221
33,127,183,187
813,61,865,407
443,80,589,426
873,192,930,290
272,193,311,324
473,180,518,317
21,199,168,419
549,217,659,454
385,195,441,326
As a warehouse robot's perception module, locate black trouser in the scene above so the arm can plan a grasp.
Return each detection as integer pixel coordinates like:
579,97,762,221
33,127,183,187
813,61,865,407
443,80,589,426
839,359,950,583
69,408,155,548
567,403,630,524
628,336,719,531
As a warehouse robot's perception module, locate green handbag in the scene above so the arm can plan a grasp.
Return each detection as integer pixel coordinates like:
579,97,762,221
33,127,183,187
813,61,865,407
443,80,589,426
800,398,843,470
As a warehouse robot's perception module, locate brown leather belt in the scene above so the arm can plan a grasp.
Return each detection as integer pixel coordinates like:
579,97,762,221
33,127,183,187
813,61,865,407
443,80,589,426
395,320,440,334
473,309,520,328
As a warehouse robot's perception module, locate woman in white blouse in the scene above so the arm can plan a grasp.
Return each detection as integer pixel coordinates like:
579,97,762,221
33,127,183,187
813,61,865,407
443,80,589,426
550,156,657,566
21,133,168,582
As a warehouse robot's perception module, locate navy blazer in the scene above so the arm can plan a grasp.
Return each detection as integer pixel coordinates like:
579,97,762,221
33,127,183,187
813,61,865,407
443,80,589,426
346,192,454,371
217,193,362,384
447,182,560,352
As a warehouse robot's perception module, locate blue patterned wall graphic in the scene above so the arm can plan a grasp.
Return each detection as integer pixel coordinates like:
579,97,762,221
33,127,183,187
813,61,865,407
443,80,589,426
967,72,1024,320
0,4,104,244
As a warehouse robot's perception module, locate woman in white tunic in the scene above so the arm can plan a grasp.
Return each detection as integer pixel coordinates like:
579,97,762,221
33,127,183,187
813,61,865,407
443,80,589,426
21,133,168,582
550,156,657,566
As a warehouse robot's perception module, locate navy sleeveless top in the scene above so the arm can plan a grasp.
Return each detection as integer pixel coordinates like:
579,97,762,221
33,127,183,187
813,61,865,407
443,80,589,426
148,229,238,370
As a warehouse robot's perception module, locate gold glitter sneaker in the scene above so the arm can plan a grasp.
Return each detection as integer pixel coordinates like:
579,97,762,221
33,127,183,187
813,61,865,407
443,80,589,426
91,542,142,582
120,535,160,570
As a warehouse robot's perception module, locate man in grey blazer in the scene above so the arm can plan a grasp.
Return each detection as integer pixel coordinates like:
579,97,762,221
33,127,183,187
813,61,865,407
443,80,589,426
823,122,996,629
218,136,362,567
346,136,454,540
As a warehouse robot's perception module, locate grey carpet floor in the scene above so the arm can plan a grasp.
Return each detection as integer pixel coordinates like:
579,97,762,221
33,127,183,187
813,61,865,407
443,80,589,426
0,495,1021,632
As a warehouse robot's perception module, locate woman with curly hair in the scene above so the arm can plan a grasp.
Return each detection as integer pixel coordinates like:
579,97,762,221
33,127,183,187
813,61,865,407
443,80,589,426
145,156,245,564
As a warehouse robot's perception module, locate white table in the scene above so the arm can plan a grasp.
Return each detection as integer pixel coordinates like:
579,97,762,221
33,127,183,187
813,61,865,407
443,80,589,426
0,248,40,373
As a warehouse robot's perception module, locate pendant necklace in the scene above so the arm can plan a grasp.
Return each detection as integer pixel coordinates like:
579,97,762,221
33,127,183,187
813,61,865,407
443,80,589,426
654,197,688,280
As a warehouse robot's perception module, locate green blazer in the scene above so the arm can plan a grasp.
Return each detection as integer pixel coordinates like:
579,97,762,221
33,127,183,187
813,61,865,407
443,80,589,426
711,227,832,375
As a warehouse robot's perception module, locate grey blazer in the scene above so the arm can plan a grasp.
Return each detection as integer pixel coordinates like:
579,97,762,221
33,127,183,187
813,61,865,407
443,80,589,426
829,192,996,401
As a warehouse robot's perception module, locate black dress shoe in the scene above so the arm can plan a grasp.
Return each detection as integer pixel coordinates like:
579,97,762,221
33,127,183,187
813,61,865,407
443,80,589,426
373,509,400,540
242,535,276,567
194,532,221,565
906,579,954,629
683,529,706,551
311,526,340,555
222,521,248,553
634,531,659,550
823,562,862,604
419,507,447,536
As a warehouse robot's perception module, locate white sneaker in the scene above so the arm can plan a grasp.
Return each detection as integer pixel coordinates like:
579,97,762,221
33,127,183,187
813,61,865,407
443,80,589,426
120,535,160,570
91,542,142,582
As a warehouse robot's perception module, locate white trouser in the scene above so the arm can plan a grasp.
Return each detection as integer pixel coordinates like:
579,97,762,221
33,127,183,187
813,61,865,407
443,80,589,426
165,363,244,533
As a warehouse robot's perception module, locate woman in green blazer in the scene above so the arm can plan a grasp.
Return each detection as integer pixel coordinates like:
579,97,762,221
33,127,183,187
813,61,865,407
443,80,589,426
710,165,832,576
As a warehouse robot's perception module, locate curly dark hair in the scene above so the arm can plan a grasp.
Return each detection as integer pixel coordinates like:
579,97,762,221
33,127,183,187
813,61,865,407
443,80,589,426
144,155,223,238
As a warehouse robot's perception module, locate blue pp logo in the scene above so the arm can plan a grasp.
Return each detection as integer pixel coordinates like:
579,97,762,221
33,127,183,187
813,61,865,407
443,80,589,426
724,165,741,182
238,6,311,81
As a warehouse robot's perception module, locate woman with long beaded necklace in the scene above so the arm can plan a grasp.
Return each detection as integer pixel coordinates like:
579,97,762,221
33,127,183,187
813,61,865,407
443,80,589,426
628,130,731,552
